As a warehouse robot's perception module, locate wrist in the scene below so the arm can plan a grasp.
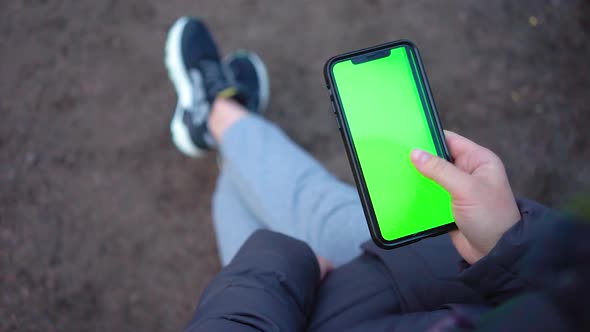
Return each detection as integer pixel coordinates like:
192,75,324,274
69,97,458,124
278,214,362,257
460,198,557,303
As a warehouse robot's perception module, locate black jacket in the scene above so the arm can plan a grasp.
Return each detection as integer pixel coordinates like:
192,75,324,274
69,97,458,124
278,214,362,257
185,199,589,331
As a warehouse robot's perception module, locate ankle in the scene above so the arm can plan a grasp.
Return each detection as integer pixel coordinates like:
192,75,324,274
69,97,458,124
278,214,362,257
208,98,249,143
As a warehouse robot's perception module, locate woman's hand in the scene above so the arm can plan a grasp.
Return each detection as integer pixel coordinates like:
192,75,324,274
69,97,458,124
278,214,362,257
411,131,521,264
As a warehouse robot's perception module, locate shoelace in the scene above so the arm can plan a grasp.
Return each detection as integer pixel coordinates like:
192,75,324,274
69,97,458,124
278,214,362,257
200,60,227,99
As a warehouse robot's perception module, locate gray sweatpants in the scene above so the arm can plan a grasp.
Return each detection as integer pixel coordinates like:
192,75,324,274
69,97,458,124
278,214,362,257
212,115,370,266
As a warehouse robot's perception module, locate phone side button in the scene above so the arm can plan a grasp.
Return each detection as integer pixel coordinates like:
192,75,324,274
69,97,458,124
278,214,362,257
334,114,341,129
330,102,337,114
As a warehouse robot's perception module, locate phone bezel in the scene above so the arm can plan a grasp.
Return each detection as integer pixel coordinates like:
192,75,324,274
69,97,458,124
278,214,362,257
324,40,457,249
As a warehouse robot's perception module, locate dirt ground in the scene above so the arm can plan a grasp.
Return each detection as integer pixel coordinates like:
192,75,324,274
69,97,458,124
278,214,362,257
1,0,589,331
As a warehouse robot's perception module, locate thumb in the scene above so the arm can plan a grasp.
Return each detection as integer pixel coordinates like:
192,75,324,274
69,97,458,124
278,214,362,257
410,149,471,197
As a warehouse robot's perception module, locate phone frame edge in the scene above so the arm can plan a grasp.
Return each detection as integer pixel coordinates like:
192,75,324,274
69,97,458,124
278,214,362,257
324,40,457,250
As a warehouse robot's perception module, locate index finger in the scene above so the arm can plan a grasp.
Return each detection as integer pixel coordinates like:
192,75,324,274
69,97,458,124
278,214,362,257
443,130,498,174
443,130,482,160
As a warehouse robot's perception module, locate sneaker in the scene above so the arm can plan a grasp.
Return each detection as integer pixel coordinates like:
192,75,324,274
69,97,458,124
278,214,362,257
165,17,236,157
223,50,270,114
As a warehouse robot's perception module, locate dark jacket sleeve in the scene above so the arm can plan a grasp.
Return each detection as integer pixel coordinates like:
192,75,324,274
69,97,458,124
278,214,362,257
446,199,590,332
458,198,561,304
184,230,320,332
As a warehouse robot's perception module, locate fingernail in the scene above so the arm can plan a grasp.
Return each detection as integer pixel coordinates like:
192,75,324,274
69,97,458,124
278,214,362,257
411,149,431,165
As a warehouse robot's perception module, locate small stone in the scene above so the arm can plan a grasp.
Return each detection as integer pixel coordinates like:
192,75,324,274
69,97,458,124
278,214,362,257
511,91,521,103
24,152,38,166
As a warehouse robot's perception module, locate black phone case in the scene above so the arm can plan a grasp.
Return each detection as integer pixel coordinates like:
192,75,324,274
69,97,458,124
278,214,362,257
324,40,457,250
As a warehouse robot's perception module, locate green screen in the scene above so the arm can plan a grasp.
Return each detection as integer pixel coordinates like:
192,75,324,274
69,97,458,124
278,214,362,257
331,45,453,241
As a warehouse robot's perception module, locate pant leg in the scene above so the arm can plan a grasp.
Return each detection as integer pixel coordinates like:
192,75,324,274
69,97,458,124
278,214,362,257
219,115,369,266
212,169,263,266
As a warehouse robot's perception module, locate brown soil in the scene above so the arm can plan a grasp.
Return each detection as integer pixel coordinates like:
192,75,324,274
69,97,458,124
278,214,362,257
1,0,589,331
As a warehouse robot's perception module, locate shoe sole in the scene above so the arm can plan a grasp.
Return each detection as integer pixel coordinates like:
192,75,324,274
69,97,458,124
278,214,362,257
165,17,204,158
224,50,271,114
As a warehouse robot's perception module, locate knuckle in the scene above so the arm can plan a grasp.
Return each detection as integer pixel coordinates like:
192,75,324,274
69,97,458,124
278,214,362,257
483,148,504,166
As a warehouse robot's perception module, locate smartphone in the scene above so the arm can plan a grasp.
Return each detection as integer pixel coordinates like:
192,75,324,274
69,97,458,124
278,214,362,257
324,40,455,249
